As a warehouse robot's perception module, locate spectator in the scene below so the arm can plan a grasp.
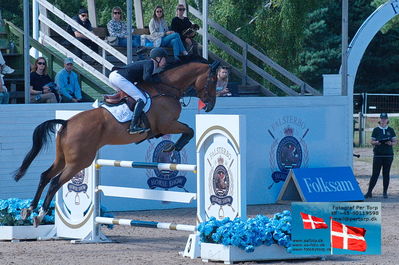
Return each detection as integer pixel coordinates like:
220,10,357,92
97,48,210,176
55,58,82,103
67,8,98,57
149,5,187,61
365,113,397,199
216,66,232,97
171,4,199,55
107,6,140,47
0,73,9,104
0,50,15,75
30,57,58,103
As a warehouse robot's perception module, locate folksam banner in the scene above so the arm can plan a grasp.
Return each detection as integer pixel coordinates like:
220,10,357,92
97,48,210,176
278,167,364,202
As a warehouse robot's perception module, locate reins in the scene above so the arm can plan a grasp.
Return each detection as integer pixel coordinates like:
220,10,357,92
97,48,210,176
149,63,216,107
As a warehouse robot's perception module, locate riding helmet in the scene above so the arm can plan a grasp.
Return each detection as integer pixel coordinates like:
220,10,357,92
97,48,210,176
150,47,168,59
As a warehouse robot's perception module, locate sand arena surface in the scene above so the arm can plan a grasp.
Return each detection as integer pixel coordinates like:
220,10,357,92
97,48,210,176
1,148,398,265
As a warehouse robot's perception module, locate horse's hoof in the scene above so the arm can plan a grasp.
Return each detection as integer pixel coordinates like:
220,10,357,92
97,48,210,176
163,143,175,153
33,216,41,228
21,208,32,220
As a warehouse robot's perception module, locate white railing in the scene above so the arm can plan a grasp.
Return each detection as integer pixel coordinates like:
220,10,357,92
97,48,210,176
189,5,321,96
32,0,129,92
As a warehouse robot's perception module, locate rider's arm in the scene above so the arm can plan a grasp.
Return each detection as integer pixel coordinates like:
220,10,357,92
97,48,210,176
143,63,161,83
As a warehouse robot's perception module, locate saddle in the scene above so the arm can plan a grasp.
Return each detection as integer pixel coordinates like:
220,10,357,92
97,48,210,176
104,90,136,111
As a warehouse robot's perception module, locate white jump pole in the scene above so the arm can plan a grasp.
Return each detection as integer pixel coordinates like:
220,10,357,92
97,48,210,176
95,217,196,232
96,159,197,172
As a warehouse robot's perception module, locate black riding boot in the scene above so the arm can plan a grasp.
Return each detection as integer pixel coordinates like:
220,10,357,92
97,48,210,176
129,99,149,134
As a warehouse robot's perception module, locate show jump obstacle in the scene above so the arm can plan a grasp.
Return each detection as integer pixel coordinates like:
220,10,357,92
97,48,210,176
54,112,246,258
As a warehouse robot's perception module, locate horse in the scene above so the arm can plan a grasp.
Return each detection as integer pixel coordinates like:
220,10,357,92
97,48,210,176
13,58,219,227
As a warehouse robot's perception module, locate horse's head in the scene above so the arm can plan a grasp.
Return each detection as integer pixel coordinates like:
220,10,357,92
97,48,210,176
157,58,220,112
194,61,220,112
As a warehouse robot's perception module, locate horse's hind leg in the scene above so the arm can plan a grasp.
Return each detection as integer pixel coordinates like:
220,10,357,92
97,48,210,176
21,159,65,220
161,121,194,152
33,164,81,227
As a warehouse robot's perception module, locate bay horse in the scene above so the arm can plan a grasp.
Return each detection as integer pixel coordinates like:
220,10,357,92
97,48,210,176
13,58,219,226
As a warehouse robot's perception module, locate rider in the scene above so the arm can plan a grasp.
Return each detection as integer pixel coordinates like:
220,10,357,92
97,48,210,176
109,47,168,134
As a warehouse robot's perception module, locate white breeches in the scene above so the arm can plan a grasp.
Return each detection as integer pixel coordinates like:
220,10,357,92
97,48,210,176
109,71,146,102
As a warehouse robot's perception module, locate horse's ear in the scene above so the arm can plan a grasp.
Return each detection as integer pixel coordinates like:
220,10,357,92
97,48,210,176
209,61,220,74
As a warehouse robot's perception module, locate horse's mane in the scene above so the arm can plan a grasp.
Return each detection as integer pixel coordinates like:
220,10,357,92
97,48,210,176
161,55,209,73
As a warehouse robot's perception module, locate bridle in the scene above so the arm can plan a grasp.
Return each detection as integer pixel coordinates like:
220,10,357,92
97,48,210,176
151,63,218,106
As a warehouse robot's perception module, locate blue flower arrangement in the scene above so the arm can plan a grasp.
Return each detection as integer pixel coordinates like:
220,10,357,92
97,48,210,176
0,198,114,228
197,210,292,253
0,198,55,226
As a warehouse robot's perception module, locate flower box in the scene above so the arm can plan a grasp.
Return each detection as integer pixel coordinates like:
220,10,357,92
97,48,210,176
201,243,310,264
0,225,55,241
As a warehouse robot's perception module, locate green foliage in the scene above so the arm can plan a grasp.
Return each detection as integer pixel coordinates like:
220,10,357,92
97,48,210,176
297,3,341,89
0,1,25,29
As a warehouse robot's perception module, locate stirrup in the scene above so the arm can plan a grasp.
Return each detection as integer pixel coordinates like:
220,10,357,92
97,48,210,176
129,126,149,135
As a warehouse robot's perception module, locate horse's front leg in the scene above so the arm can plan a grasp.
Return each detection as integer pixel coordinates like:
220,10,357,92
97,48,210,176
160,121,194,152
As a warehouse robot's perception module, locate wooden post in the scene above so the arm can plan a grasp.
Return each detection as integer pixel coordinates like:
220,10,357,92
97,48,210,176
241,43,247,85
341,0,348,96
359,112,364,147
134,0,144,29
87,0,97,27
202,0,208,59
48,54,54,78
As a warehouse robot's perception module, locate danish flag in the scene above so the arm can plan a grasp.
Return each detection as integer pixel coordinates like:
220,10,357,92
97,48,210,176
331,219,367,252
300,212,328,229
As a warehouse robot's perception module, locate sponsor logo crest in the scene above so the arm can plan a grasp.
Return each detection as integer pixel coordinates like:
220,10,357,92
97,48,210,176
207,148,235,218
145,135,188,191
268,116,309,189
66,170,88,205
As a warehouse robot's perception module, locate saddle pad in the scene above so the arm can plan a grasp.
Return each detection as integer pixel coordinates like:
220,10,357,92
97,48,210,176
92,96,151,123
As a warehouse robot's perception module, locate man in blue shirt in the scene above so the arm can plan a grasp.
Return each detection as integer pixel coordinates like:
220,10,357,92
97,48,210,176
55,58,82,103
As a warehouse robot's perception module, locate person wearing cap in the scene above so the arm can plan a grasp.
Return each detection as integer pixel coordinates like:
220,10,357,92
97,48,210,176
55,58,82,103
66,7,98,57
365,113,397,199
108,47,167,134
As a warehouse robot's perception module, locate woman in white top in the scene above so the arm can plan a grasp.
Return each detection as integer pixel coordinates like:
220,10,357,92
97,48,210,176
149,6,187,60
216,67,232,97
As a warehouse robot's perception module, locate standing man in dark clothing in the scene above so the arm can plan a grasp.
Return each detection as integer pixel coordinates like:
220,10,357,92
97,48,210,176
67,8,98,57
108,47,168,134
365,113,397,199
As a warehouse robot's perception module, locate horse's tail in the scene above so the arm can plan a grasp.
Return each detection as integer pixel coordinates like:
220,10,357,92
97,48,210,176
13,119,68,182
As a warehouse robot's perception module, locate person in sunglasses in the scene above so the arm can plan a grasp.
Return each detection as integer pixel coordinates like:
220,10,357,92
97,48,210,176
67,8,98,57
29,57,58,103
55,58,82,103
171,4,199,55
148,5,188,61
107,6,139,48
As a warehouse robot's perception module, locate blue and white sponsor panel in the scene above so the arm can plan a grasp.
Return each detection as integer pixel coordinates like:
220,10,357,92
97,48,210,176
278,167,364,202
